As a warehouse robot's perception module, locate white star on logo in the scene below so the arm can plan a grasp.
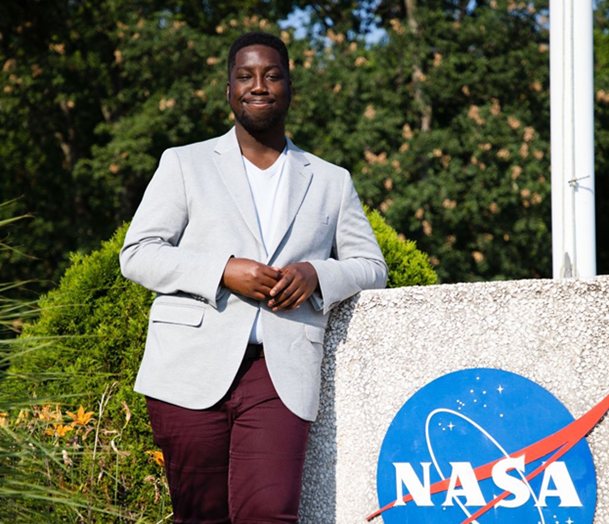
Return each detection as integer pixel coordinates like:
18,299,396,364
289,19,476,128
497,385,504,394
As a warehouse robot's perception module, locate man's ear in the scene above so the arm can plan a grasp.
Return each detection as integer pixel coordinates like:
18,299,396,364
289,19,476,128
289,79,294,102
226,82,231,103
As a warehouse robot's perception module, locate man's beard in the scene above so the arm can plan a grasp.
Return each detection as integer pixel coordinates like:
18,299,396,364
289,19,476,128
233,106,285,133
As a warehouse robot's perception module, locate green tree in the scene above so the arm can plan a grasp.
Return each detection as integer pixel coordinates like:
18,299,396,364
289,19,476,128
4,0,609,287
290,1,551,282
594,0,609,274
289,0,609,281
0,2,296,290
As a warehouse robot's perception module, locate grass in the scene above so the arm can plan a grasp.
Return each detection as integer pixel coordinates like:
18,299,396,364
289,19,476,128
0,201,170,523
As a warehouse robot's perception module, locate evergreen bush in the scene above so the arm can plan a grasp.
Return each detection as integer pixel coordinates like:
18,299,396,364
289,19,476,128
364,206,437,288
10,215,435,520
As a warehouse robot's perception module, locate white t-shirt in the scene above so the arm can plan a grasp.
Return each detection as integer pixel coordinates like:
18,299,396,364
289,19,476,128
242,146,288,344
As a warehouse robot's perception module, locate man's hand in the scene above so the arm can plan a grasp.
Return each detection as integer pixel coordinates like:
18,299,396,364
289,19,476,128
222,258,282,300
268,262,318,311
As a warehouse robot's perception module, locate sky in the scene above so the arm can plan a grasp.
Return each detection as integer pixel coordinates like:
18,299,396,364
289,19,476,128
279,5,388,45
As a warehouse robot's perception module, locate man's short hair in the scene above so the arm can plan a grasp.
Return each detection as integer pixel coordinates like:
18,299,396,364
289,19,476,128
227,32,290,79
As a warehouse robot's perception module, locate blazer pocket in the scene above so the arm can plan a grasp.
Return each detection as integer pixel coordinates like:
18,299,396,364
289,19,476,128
304,325,326,345
150,303,204,327
298,213,329,225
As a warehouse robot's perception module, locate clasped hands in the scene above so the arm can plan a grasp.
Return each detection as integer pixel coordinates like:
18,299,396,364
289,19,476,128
221,258,318,311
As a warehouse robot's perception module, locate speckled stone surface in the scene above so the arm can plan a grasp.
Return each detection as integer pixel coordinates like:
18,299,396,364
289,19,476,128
299,276,609,523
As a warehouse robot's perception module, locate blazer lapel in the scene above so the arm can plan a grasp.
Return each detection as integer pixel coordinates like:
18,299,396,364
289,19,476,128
266,140,313,263
213,128,264,249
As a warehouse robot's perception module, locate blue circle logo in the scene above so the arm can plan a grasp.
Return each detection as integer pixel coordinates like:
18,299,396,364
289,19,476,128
371,369,598,524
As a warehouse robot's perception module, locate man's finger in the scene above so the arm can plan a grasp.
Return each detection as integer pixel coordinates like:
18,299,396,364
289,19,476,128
257,274,282,291
271,283,301,310
255,284,276,297
275,291,303,311
250,291,269,300
284,292,307,310
269,276,299,305
260,265,282,280
269,273,294,297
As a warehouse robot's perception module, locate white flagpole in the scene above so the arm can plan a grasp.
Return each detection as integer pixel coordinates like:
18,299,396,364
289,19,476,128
550,0,596,278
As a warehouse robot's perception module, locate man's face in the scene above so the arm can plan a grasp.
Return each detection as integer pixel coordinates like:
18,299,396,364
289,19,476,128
227,45,292,133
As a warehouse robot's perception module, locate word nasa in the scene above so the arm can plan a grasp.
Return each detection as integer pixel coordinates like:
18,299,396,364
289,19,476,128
394,456,581,508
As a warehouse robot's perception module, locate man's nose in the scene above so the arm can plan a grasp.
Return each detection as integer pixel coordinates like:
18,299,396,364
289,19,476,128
251,74,268,93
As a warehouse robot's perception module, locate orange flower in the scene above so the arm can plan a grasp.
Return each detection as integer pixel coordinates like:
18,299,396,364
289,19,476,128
16,409,30,425
66,405,95,427
55,424,73,437
45,423,73,437
37,405,55,422
146,450,165,467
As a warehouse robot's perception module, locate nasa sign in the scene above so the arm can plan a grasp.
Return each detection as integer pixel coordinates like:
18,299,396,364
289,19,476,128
368,368,608,524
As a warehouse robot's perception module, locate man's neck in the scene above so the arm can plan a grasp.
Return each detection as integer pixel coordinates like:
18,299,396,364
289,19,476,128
235,124,287,170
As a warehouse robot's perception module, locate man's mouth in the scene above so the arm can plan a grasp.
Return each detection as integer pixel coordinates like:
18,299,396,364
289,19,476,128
244,99,274,106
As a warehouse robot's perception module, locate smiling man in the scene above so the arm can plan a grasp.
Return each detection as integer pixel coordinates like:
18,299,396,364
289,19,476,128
120,32,387,524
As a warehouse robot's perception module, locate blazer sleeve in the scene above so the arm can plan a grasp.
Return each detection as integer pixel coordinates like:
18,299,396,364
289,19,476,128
308,170,388,314
119,148,232,308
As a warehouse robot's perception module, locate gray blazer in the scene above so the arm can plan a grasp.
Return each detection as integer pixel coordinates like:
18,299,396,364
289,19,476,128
120,128,387,421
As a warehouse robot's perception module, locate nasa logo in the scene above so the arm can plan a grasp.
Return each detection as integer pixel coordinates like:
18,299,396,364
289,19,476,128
368,368,606,524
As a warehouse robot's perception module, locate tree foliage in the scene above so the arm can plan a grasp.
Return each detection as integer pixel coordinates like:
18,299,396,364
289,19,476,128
594,1,609,274
290,0,552,282
1,0,609,287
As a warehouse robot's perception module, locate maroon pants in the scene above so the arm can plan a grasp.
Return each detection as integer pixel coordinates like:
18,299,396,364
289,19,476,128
145,355,311,524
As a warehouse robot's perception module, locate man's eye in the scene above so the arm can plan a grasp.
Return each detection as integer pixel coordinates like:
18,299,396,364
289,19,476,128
237,75,251,80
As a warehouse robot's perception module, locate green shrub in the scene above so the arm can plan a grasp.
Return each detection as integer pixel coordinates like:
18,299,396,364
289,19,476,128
365,206,437,288
10,215,435,521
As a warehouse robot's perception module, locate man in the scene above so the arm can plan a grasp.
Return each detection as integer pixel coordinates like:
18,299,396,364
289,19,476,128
120,32,387,524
